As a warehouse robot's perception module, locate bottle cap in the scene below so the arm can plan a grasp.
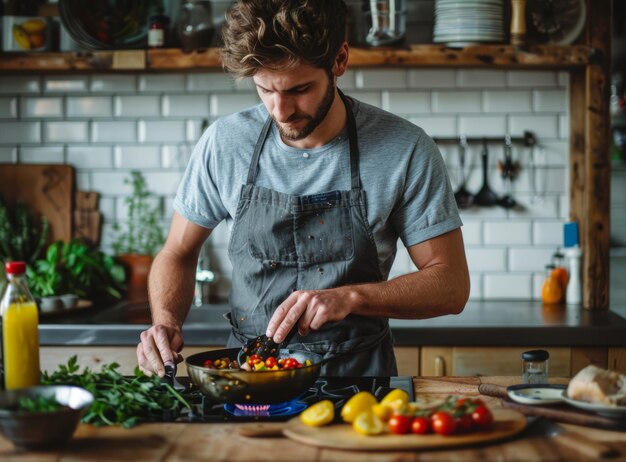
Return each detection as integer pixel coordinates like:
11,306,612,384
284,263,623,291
5,261,26,274
521,349,549,361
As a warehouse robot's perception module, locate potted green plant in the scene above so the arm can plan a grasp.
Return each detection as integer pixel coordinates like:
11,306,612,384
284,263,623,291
27,239,125,304
0,196,49,295
112,171,165,304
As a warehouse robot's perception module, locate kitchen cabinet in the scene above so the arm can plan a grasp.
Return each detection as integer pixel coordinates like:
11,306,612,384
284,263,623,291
420,346,624,377
0,1,611,309
421,346,571,377
40,346,421,376
42,345,624,378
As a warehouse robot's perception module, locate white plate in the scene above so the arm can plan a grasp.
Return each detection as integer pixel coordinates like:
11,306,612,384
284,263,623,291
507,384,567,405
561,392,626,419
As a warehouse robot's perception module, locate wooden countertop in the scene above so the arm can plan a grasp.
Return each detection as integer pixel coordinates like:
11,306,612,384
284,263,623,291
1,376,625,461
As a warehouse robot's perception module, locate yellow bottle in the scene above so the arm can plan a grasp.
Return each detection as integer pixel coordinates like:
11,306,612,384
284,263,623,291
1,261,40,389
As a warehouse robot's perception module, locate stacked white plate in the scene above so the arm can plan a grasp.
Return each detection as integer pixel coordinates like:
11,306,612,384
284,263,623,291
433,0,504,47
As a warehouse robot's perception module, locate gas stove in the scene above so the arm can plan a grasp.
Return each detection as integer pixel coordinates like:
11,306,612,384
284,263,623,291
167,376,414,423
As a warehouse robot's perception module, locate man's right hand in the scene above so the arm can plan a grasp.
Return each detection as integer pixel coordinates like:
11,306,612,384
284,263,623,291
137,325,184,377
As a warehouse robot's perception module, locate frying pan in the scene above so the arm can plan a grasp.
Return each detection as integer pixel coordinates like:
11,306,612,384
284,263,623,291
186,348,327,404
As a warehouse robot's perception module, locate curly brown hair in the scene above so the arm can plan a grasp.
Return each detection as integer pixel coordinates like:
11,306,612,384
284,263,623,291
220,0,347,78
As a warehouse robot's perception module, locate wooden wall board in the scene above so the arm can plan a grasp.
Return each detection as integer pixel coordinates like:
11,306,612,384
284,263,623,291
0,164,74,243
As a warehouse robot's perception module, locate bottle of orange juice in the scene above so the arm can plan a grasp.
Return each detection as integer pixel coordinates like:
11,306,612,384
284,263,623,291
0,261,40,389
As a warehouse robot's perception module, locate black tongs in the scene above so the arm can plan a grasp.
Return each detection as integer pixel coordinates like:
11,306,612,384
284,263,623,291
240,324,300,361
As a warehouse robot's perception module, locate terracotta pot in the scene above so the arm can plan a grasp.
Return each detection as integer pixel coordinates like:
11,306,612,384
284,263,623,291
117,254,153,305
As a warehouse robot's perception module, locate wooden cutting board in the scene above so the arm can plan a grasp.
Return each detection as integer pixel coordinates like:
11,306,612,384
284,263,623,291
239,408,527,451
0,164,74,242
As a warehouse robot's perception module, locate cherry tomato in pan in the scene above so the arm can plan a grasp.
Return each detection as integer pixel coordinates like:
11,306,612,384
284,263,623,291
202,359,213,368
264,357,277,368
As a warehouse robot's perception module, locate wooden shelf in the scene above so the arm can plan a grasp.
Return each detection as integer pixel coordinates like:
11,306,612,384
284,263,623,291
0,44,593,72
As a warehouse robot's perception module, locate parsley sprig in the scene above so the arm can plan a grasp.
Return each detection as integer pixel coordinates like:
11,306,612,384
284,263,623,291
41,356,190,428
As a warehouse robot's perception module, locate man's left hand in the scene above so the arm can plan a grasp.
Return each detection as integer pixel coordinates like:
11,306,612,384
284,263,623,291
266,288,356,343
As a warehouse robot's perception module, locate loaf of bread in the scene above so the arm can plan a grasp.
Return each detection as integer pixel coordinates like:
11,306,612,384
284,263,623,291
567,365,626,406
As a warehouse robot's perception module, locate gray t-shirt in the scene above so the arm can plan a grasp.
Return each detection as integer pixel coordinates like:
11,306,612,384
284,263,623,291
174,96,462,279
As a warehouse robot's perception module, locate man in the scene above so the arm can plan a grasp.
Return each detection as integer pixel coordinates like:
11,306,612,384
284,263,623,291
137,0,469,377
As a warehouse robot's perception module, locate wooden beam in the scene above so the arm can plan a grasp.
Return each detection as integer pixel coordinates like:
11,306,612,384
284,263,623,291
582,0,611,309
569,70,586,227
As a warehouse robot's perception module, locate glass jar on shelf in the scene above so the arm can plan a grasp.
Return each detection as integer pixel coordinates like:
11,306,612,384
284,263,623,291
177,0,214,53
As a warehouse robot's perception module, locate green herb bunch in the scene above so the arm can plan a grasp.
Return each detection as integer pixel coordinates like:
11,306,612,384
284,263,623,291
0,196,49,266
27,239,125,300
42,356,190,428
17,395,62,413
112,171,165,256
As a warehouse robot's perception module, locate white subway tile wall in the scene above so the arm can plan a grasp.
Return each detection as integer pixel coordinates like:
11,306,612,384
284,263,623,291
4,68,619,302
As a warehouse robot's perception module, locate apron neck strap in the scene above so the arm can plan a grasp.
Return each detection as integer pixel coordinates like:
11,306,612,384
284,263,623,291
246,88,361,189
339,89,361,190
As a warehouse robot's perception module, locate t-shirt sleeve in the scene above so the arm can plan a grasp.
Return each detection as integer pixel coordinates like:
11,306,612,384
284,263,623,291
391,129,462,248
172,124,229,229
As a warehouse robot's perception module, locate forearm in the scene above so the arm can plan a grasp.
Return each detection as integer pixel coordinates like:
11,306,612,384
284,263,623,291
148,247,198,329
347,263,470,319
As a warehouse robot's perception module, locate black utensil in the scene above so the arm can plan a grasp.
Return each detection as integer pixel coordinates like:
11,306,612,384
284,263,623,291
239,324,300,362
453,136,474,209
497,135,518,209
163,361,185,392
473,139,499,206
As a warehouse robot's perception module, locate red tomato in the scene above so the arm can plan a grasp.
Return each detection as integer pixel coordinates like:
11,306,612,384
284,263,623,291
388,414,412,435
471,405,493,429
202,359,213,368
265,357,277,368
411,417,430,435
431,411,456,436
455,414,474,433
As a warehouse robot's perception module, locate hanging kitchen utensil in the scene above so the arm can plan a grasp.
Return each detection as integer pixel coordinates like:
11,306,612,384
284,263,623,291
525,0,586,45
454,136,474,209
473,139,499,207
497,135,520,209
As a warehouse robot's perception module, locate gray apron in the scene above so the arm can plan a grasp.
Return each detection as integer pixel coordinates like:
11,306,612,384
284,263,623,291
225,91,397,376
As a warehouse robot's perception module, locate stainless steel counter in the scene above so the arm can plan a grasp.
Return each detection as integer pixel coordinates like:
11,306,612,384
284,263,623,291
38,301,626,347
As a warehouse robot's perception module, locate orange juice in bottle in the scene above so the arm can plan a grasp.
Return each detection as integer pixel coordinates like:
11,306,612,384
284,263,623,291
0,261,40,389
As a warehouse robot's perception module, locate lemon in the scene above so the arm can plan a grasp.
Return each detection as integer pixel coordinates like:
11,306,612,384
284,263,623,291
340,391,378,423
353,410,385,435
372,403,393,422
300,400,334,427
380,389,409,407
